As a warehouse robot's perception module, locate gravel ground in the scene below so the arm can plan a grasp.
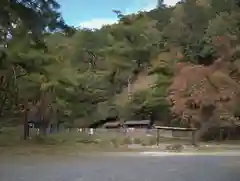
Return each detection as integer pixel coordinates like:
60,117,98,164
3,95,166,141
0,153,240,181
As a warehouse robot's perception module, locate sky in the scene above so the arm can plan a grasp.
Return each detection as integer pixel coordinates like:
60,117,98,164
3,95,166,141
57,0,180,29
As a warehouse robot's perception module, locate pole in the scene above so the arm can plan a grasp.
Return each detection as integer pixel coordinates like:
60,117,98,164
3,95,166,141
156,128,160,146
23,109,29,140
191,130,195,146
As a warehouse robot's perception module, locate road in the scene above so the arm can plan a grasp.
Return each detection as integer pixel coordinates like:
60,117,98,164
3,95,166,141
0,154,240,181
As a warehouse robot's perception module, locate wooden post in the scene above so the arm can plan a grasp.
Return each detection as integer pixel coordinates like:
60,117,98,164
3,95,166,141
23,109,29,140
191,130,196,146
156,128,160,146
219,128,223,141
127,76,132,101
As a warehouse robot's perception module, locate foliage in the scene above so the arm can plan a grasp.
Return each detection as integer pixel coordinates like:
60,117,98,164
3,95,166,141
1,0,240,138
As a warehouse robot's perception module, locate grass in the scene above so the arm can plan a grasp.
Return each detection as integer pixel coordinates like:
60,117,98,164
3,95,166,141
0,127,167,156
1,126,239,156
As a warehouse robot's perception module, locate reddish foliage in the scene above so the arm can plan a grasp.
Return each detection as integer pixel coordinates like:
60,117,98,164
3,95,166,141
168,58,240,126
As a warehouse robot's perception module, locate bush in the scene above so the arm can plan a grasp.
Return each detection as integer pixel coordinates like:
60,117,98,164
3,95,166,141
121,137,132,145
110,138,119,147
133,137,142,144
141,136,157,146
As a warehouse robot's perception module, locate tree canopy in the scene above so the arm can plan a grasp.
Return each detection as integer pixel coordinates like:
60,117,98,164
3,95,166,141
1,0,240,139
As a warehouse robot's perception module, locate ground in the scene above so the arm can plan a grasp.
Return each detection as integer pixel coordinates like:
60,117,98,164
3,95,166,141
1,127,240,181
1,127,240,155
1,154,240,181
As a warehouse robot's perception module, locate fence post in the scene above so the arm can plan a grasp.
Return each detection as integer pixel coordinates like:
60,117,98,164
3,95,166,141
191,129,197,146
156,128,160,146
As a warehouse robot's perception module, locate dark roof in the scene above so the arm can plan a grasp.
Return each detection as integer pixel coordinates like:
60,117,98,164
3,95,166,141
123,120,151,125
154,126,196,131
103,122,121,127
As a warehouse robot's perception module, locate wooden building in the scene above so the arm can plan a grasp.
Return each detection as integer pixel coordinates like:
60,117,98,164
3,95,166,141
103,121,121,129
123,120,152,128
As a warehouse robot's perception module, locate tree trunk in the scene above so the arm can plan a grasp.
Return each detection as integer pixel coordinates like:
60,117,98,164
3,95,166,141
23,110,29,140
39,123,47,136
192,121,213,147
49,124,53,133
23,123,29,140
57,121,60,132
127,76,132,101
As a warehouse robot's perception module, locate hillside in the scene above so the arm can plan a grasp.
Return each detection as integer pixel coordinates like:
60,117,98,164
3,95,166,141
96,51,174,121
114,72,157,107
1,0,240,140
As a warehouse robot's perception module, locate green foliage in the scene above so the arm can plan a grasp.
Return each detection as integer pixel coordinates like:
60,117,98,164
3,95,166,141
183,37,216,64
123,73,171,122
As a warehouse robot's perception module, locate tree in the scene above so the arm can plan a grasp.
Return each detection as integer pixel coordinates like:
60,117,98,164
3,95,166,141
2,0,240,143
157,0,165,8
0,0,72,41
0,0,75,138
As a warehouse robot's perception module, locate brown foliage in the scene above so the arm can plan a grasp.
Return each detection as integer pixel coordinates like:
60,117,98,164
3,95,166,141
168,58,240,127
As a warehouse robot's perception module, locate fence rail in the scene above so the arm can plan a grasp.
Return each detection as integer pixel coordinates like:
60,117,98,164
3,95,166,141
153,126,196,146
154,126,197,131
27,126,196,145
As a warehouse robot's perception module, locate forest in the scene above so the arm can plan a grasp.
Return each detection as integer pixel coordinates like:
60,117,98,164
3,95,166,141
1,0,240,141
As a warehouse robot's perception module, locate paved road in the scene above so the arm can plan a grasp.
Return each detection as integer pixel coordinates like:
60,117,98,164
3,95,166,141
0,154,240,181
